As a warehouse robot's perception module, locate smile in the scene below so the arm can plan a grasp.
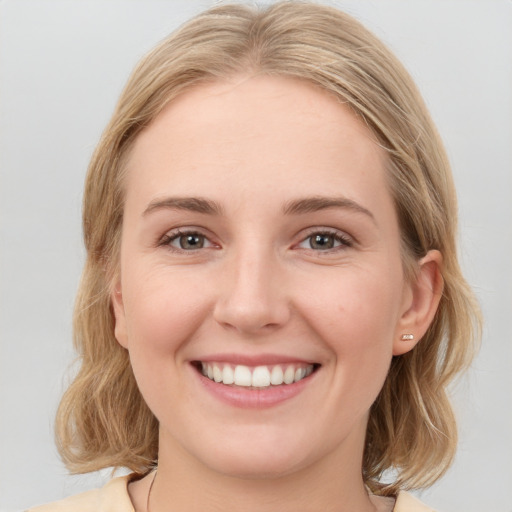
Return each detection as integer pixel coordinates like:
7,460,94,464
199,362,316,388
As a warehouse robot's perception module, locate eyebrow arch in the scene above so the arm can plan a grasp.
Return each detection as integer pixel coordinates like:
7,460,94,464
143,196,223,216
283,196,375,223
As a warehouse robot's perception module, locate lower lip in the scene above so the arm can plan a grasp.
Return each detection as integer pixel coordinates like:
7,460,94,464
195,368,315,409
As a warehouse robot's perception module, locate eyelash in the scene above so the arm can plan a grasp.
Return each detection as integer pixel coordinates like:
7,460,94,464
297,228,354,252
158,227,354,254
158,229,214,252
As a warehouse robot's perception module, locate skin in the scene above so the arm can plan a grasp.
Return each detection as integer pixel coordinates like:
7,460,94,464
111,75,443,512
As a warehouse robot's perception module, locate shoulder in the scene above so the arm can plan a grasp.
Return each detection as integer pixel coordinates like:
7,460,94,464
394,491,437,512
26,475,134,512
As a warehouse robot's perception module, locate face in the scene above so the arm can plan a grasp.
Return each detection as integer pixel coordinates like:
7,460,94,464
112,75,422,479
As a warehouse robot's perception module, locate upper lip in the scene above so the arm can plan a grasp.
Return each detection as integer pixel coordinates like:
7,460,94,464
191,353,318,366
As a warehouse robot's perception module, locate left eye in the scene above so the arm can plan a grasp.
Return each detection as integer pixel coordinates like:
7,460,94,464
298,232,351,250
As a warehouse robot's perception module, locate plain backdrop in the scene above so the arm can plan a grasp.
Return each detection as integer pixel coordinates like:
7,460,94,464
1,1,511,511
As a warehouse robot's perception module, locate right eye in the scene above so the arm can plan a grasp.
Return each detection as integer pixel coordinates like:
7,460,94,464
160,230,214,251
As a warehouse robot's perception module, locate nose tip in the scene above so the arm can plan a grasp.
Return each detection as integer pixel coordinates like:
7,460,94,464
214,296,286,334
212,258,290,334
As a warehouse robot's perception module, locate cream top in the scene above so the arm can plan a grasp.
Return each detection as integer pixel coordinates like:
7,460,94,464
27,475,436,512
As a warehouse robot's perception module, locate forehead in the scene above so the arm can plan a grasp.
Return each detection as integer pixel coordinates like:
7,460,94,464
124,75,390,211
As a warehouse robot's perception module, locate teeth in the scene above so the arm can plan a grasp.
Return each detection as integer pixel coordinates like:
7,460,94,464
213,365,222,382
200,362,315,388
222,365,234,385
252,366,271,387
233,365,252,387
283,366,295,384
270,365,284,385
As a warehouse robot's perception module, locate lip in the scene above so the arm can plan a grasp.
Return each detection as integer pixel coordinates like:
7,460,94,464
190,355,319,409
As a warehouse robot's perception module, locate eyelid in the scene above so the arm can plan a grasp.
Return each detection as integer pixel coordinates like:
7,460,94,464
156,225,354,253
294,227,354,251
158,227,219,252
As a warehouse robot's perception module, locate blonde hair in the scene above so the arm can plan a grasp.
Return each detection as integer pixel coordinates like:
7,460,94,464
56,1,481,496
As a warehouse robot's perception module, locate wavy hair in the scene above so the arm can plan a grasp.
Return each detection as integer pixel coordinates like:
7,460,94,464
55,1,481,496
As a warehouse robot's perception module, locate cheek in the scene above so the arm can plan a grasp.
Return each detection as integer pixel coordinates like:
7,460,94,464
120,266,213,418
297,264,403,390
302,263,404,342
121,264,211,356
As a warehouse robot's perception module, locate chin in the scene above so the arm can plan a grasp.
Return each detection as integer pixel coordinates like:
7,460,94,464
204,451,308,480
185,426,324,481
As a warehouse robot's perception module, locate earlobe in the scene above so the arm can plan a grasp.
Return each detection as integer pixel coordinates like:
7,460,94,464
111,281,129,349
393,250,444,356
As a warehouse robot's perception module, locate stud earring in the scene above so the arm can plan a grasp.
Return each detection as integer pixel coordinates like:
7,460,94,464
400,334,414,341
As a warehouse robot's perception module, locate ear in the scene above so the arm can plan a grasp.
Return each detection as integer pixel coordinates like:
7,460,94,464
111,280,129,349
393,250,444,356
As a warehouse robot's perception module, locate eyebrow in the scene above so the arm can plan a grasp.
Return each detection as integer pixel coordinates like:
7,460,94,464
283,196,375,223
142,195,375,222
143,197,223,216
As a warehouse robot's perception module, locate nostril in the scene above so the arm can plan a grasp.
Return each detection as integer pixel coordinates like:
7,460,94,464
213,304,290,334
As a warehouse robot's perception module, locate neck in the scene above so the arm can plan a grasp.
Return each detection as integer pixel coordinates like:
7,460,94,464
140,426,379,512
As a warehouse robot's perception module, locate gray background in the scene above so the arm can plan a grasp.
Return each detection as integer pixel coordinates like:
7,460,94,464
1,1,511,511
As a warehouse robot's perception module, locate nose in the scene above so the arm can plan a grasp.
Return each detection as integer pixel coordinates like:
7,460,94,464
213,246,290,334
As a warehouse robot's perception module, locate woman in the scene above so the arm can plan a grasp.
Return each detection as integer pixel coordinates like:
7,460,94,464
29,2,480,511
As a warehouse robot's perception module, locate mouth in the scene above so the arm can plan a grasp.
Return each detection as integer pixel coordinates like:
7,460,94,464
193,361,319,388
